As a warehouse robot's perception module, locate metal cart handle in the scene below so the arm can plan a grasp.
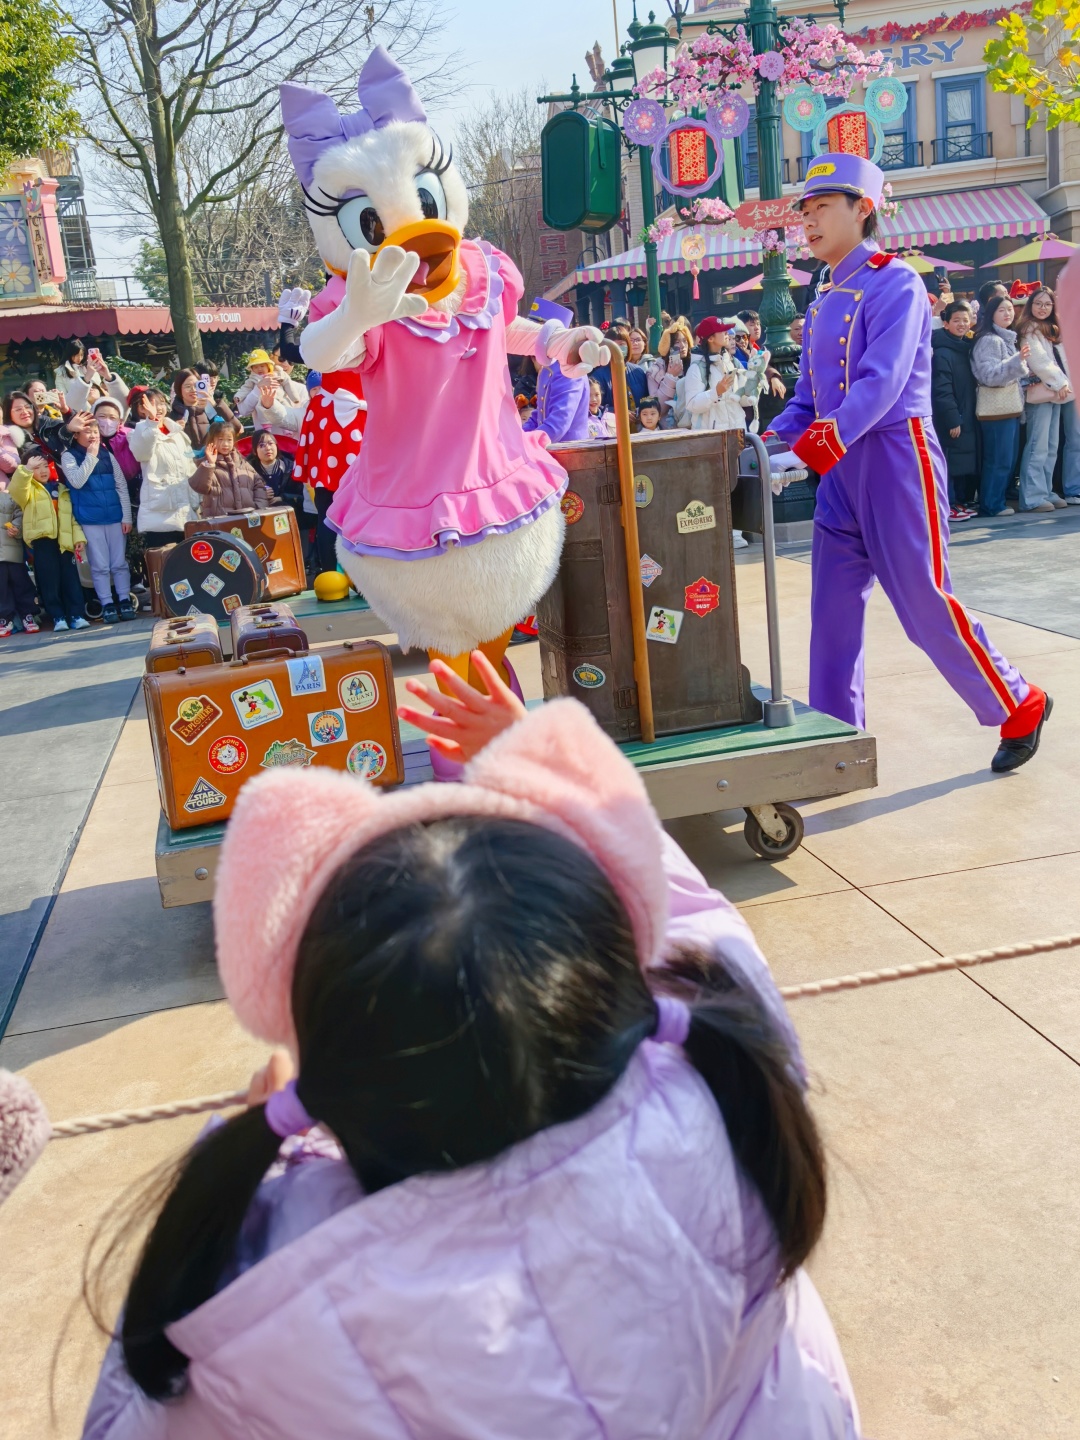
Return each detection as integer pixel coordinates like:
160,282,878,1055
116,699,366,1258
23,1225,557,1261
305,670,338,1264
744,431,795,728
607,344,656,744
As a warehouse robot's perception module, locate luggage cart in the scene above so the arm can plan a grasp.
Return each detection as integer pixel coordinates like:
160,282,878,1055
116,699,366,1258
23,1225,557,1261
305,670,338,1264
597,348,876,861
153,359,877,906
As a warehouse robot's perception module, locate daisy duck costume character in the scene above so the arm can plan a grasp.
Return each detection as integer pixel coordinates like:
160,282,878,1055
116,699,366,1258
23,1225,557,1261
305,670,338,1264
280,49,607,700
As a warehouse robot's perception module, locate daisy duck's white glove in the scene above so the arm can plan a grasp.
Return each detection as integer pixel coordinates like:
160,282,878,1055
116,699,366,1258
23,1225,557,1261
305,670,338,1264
277,287,312,327
537,321,610,379
300,247,428,371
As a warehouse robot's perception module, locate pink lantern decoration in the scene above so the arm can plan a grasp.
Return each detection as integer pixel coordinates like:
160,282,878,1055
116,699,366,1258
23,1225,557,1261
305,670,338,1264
622,99,667,146
706,93,750,139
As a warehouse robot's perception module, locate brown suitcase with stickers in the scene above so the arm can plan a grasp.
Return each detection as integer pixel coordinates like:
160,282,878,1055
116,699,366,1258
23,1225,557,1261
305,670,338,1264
143,639,403,830
145,613,224,673
229,602,307,660
538,423,760,741
184,507,305,599
144,544,177,619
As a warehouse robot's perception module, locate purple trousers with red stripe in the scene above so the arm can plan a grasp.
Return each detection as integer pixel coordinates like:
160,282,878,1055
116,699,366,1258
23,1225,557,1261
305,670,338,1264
810,416,1029,730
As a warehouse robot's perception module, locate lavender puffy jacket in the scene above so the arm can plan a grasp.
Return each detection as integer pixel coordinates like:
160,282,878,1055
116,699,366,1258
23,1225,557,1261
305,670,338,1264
82,838,861,1440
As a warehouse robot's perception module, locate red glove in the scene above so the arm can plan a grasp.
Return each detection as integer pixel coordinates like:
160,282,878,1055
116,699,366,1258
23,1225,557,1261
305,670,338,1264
792,418,846,475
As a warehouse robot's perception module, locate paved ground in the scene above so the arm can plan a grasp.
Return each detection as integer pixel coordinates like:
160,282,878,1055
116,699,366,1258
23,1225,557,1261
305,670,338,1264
2,511,1079,1437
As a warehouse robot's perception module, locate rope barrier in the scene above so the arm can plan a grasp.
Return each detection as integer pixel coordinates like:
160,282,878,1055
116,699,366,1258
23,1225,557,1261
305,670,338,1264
777,930,1080,1001
47,931,1080,1140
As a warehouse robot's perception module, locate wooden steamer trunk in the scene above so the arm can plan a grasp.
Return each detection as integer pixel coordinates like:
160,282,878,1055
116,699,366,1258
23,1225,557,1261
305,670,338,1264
144,639,403,830
184,508,305,599
537,430,761,740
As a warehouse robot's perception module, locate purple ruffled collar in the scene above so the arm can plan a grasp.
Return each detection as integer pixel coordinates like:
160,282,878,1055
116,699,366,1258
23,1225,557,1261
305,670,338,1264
394,239,504,345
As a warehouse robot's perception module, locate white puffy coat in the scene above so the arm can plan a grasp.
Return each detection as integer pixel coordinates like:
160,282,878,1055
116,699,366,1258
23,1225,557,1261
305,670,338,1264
129,418,199,533
683,352,747,432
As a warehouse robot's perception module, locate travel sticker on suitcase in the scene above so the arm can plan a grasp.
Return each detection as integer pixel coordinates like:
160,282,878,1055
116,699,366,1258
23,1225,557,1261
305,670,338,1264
231,679,283,729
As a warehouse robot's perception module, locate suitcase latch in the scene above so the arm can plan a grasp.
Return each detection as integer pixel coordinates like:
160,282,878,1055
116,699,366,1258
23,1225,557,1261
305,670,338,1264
614,686,637,710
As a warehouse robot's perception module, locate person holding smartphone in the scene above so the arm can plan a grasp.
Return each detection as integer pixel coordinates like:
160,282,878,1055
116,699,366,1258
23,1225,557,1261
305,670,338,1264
170,368,243,453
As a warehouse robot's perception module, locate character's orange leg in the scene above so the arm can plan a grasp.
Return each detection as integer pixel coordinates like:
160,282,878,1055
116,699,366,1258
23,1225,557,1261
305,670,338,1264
427,629,516,695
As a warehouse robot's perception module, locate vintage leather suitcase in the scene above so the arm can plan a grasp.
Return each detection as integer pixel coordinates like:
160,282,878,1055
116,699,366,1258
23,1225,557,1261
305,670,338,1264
184,507,305,599
145,613,224,673
230,602,307,659
160,532,267,622
145,544,177,619
144,639,403,830
537,430,761,741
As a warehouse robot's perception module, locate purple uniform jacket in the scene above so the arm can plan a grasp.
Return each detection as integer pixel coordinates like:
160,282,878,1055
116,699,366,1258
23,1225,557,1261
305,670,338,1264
522,363,590,444
771,239,934,468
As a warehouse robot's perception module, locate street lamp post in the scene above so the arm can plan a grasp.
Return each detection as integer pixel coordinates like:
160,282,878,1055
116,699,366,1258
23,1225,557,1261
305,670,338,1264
746,0,798,380
626,14,670,354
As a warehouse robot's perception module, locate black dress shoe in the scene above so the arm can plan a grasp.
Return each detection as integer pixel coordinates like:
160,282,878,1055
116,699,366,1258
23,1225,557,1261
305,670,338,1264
991,695,1053,773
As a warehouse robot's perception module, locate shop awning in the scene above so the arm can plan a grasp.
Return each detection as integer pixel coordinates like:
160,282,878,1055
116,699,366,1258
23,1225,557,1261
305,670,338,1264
0,303,278,346
575,185,1051,284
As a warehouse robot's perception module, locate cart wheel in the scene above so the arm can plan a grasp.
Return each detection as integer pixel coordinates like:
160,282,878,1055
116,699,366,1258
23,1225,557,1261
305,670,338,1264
743,803,804,860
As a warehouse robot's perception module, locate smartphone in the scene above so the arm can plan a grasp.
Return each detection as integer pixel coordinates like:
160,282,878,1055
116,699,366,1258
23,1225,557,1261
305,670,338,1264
88,347,104,368
194,373,211,399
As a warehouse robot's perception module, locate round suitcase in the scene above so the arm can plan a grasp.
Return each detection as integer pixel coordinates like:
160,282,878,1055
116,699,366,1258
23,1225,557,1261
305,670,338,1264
160,532,267,623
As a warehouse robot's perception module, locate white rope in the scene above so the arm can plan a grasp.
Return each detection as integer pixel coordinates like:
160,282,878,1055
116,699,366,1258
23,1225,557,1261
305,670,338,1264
46,933,1080,1139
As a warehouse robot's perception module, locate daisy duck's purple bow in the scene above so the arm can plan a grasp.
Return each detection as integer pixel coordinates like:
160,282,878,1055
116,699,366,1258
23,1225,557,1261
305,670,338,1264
280,46,427,189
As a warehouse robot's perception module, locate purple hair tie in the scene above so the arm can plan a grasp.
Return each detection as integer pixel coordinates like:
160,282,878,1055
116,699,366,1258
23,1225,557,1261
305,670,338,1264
653,995,692,1047
264,1080,315,1138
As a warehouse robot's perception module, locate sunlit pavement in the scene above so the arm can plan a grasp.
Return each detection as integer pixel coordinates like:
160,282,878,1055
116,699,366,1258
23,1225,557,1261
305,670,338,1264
2,516,1079,1437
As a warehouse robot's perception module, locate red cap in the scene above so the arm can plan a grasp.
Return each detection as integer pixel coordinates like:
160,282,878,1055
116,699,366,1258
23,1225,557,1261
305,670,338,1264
695,316,732,342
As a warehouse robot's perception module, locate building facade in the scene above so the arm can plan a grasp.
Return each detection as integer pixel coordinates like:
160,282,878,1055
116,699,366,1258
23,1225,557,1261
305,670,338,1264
573,0,1074,324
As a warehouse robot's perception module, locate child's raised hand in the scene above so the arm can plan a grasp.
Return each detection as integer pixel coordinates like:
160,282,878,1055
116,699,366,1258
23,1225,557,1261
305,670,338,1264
398,650,526,766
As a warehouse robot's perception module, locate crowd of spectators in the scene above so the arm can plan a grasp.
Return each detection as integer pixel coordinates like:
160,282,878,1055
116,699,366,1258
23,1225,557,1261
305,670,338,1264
0,338,311,637
932,280,1078,520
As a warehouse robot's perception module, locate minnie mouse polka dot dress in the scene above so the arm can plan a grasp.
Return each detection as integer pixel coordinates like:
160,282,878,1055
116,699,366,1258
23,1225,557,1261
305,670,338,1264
291,367,368,494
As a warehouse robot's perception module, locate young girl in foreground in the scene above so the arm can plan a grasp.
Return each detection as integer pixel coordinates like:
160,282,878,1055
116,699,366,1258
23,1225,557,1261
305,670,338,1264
83,658,860,1439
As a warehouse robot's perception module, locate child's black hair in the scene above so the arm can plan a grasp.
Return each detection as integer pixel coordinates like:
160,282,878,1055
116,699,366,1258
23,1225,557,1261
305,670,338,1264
100,817,826,1401
637,396,661,414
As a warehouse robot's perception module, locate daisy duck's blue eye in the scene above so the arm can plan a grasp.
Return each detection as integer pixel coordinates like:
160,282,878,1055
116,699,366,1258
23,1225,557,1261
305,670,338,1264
336,194,385,252
415,171,446,221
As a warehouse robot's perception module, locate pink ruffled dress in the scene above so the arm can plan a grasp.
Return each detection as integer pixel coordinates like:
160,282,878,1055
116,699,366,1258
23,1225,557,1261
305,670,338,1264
327,241,568,560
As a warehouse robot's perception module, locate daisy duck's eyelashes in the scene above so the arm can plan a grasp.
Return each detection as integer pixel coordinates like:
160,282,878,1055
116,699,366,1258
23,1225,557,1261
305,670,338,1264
304,168,451,255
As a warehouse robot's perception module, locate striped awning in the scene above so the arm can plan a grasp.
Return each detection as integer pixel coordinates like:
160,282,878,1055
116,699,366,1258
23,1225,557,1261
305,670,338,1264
576,185,1050,284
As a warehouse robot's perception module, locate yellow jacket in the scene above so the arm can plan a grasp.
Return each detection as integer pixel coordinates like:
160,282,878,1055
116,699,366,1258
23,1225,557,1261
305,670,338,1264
8,464,86,551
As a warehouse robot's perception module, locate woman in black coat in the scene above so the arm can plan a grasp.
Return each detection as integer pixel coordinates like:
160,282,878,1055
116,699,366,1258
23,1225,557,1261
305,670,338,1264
931,300,979,518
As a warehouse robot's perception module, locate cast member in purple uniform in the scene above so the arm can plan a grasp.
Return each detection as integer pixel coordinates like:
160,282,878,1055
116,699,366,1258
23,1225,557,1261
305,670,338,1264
769,153,1050,773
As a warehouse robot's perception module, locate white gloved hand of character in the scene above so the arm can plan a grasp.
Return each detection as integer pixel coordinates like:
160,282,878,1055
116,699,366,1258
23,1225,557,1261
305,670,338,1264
343,246,429,333
543,323,610,379
277,287,312,326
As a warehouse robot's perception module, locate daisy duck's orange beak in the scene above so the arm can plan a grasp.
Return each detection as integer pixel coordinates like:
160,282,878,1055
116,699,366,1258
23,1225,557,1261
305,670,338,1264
378,219,462,305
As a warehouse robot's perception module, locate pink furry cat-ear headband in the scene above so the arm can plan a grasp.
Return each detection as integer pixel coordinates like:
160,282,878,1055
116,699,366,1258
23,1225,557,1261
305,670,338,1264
215,699,670,1052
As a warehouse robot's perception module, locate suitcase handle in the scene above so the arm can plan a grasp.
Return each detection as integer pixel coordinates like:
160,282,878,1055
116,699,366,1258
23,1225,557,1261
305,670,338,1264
608,346,656,744
231,645,305,666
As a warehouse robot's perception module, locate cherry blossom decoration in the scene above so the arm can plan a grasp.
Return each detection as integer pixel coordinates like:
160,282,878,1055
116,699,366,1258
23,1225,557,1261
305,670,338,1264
783,86,826,132
757,50,785,82
622,98,667,147
706,93,750,140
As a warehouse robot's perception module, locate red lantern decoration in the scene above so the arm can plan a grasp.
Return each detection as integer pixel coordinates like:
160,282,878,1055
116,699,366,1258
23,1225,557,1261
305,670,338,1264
826,110,871,158
669,127,711,189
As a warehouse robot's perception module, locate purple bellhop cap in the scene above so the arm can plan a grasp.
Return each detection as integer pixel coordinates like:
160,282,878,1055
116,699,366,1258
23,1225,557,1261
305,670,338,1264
280,46,428,189
797,152,884,209
529,296,574,327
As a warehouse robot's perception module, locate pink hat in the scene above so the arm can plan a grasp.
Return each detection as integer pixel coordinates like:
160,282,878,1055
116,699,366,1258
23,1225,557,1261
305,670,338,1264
215,700,669,1051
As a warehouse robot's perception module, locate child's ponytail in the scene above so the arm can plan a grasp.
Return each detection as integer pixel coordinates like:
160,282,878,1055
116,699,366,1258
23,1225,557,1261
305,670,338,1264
651,951,826,1279
91,1106,284,1401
